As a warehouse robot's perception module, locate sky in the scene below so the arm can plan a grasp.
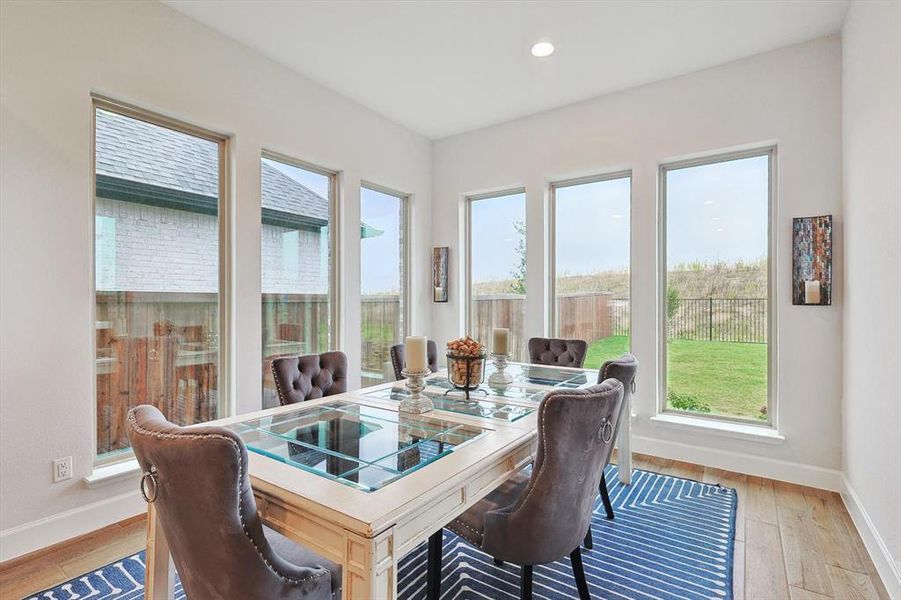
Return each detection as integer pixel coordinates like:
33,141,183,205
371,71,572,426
360,187,403,294
666,155,768,268
471,192,526,283
470,155,769,283
265,154,769,289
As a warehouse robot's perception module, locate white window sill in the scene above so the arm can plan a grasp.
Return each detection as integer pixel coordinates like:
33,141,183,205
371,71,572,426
84,458,140,488
650,413,785,444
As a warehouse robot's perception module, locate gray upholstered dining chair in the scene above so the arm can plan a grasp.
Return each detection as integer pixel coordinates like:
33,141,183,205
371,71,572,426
126,405,340,600
426,380,625,600
271,351,348,405
528,337,588,368
389,340,439,380
584,352,638,550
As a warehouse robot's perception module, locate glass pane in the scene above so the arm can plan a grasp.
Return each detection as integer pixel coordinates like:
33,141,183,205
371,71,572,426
94,108,221,460
469,192,527,360
260,157,333,408
665,154,769,421
360,187,405,387
554,177,631,370
226,402,485,492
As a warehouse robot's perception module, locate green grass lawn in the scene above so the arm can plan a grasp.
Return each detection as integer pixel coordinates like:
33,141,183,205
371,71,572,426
586,335,767,421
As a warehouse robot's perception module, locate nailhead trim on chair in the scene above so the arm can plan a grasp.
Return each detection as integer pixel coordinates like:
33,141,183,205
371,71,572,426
480,382,624,543
127,411,328,587
271,361,291,406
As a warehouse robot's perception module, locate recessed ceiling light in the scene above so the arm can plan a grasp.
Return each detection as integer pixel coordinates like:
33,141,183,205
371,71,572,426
704,200,715,205
712,217,722,221
531,41,554,58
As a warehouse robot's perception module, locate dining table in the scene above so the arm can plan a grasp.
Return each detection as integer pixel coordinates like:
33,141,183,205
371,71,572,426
144,361,632,599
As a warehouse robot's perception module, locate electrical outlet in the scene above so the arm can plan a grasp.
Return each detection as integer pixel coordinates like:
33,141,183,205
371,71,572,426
53,456,72,483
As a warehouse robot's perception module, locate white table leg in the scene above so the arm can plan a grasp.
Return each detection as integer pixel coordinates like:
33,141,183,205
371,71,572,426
145,503,176,600
618,394,632,485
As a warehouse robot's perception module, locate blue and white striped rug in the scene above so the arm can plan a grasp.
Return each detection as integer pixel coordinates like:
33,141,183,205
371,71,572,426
27,466,736,600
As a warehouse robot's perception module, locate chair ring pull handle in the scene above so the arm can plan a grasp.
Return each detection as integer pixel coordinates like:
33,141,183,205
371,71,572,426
600,419,614,444
141,468,159,503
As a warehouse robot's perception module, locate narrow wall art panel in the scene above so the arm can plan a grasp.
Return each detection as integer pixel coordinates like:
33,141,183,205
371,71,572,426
792,215,832,305
433,246,449,303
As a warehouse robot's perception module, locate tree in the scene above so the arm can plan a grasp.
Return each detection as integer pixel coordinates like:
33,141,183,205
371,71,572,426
509,220,527,295
666,286,681,320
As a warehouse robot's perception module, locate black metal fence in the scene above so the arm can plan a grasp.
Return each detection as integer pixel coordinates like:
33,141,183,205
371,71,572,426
608,297,767,344
669,298,767,343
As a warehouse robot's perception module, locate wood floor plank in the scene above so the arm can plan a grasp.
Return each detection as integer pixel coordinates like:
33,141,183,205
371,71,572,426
778,505,834,596
746,475,778,525
774,480,810,512
733,539,746,600
789,586,832,600
803,487,846,532
745,519,790,600
816,523,869,573
663,460,704,481
0,564,68,600
827,565,882,600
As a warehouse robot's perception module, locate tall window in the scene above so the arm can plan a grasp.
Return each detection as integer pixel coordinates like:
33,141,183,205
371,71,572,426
360,185,408,386
467,190,527,360
552,174,631,369
661,149,773,423
93,100,227,461
260,153,336,407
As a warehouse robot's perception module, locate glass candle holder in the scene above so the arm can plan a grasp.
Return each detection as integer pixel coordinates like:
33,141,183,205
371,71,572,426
399,368,433,414
488,353,514,392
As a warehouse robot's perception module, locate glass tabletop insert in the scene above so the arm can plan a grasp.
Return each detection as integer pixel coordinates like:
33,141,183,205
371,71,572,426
365,386,536,421
225,401,486,492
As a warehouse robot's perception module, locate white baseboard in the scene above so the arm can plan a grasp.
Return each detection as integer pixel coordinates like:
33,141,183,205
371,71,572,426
0,490,144,563
631,434,844,490
841,477,901,599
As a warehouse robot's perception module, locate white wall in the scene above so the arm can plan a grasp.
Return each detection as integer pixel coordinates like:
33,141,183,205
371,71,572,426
0,0,431,558
432,36,844,480
841,0,901,595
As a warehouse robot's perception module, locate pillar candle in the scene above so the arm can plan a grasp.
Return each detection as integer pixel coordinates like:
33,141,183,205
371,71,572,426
405,336,428,372
492,328,509,355
804,280,821,304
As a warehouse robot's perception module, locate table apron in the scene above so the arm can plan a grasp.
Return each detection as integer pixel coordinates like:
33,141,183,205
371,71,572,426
252,436,537,600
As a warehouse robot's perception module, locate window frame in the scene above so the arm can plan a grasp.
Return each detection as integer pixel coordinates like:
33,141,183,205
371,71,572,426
463,187,527,342
91,94,232,466
547,170,633,344
657,145,778,428
260,149,341,353
360,181,411,346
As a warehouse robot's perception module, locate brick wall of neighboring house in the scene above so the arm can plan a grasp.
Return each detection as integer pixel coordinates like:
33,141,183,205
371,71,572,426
95,197,324,293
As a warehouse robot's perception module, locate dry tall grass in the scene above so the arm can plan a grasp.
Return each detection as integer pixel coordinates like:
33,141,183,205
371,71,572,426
473,259,766,298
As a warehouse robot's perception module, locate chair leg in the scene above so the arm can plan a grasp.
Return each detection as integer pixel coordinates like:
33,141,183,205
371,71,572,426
599,471,615,520
570,546,591,600
583,523,593,550
520,564,533,600
426,529,443,600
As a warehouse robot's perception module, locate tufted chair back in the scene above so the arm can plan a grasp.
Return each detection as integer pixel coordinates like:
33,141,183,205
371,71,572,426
126,405,333,599
388,340,439,381
480,380,624,565
271,351,348,406
528,337,588,368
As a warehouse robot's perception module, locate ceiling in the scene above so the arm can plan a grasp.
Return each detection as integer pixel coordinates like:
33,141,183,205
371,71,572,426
163,0,849,140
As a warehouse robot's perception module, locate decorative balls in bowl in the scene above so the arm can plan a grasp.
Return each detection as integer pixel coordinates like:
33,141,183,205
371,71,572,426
446,336,486,389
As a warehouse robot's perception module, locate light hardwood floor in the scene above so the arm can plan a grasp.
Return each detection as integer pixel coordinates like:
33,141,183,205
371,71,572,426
0,454,889,600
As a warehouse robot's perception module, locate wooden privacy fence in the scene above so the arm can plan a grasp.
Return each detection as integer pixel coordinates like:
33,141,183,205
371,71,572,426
556,292,614,342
